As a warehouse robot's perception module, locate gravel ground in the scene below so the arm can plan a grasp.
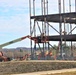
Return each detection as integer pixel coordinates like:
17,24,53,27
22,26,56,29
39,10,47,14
0,60,76,75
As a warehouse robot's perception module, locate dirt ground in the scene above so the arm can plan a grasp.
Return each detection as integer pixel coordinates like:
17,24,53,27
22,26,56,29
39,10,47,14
12,68,76,75
0,60,76,75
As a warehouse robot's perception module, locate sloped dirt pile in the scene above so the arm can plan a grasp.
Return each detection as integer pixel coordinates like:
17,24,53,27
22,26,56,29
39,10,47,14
0,61,76,74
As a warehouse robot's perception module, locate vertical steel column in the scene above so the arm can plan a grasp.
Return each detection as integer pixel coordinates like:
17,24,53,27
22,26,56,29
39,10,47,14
46,0,50,51
29,0,33,60
29,0,36,60
44,0,49,56
63,0,65,13
33,0,36,59
41,0,44,57
63,0,65,33
63,0,66,58
33,0,35,16
69,0,73,57
69,0,71,12
43,0,46,59
75,0,76,12
63,0,66,36
41,0,49,59
41,0,44,32
58,0,63,59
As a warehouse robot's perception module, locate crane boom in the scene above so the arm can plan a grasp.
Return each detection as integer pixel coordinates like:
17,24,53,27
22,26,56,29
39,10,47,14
0,35,28,48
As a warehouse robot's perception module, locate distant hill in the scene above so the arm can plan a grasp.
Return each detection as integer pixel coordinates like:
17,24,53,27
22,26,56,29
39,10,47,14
2,47,31,53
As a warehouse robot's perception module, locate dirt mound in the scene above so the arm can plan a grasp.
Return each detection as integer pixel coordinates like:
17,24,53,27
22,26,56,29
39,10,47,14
0,61,76,74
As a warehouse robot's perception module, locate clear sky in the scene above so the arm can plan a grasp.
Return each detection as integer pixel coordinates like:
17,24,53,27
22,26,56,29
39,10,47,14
0,0,75,48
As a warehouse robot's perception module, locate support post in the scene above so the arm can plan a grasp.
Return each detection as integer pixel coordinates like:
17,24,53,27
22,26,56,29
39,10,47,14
75,0,76,12
58,0,63,59
29,0,33,60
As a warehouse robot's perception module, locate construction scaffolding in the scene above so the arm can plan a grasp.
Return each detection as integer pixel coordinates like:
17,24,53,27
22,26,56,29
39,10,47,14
29,0,76,60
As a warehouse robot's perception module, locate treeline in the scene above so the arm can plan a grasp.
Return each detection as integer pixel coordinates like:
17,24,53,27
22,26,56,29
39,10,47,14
2,43,76,59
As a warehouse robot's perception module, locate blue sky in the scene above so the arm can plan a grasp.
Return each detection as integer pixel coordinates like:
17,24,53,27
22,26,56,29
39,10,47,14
0,0,30,48
0,0,75,48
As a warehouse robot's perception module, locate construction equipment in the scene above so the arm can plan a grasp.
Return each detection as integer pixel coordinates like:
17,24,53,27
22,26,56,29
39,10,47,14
0,35,29,61
0,35,29,48
0,51,10,62
27,35,49,43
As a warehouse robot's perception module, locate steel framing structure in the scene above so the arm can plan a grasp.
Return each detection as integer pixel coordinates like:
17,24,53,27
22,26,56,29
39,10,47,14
29,0,76,60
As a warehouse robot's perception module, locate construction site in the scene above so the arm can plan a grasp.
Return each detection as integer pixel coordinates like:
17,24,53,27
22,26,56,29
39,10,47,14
0,0,76,61
1,0,76,75
28,0,76,60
